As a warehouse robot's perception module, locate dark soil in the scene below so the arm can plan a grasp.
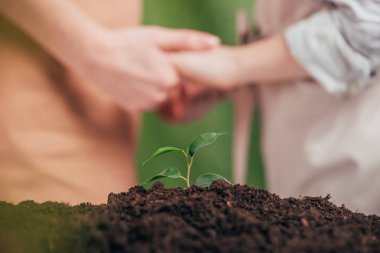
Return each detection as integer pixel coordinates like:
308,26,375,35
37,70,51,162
1,180,379,253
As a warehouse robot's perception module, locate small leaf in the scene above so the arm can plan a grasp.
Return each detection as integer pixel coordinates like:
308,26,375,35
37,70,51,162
194,173,230,187
143,147,185,165
188,132,226,157
142,168,186,186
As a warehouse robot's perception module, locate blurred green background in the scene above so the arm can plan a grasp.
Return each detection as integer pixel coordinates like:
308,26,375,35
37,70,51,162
137,0,265,188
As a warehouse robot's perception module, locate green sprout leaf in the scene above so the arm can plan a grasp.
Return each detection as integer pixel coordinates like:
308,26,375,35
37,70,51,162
194,173,231,187
142,168,187,187
188,132,226,157
143,147,186,165
141,132,229,189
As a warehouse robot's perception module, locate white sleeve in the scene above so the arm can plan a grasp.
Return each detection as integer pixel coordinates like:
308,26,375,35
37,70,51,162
284,1,380,96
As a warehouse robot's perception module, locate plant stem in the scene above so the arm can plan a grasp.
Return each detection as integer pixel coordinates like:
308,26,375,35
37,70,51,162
179,176,188,184
186,157,194,188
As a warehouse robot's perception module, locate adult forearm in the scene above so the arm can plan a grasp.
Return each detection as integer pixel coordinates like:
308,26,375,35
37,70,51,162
234,35,310,84
0,0,106,69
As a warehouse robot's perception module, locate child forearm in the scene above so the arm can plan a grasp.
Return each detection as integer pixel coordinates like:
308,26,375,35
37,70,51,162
234,35,310,85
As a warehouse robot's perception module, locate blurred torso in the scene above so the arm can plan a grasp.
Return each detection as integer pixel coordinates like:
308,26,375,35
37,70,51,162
0,0,143,204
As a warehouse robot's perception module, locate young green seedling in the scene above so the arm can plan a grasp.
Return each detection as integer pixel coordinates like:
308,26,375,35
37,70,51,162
142,132,230,188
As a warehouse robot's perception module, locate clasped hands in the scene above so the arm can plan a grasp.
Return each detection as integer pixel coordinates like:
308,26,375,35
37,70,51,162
79,26,245,115
159,35,247,122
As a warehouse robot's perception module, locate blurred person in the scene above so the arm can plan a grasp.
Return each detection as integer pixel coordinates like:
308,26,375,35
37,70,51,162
164,0,380,214
0,0,219,204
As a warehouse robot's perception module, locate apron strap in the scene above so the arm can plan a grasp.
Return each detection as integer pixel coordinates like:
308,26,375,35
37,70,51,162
231,10,256,184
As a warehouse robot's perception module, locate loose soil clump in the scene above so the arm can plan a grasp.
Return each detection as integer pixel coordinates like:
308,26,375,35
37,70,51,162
1,180,379,252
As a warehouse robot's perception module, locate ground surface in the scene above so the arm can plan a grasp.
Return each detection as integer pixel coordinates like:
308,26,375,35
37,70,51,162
1,180,379,253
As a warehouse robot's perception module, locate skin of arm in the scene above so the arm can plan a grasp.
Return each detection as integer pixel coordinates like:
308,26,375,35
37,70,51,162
0,0,220,111
159,35,309,121
164,1,380,120
0,0,108,70
170,34,310,90
172,0,380,91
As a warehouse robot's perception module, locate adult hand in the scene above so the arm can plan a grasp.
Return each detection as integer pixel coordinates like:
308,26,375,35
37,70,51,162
77,27,220,111
0,0,220,111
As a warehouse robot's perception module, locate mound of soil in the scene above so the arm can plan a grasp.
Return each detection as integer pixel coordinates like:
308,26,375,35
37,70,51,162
1,180,379,252
95,180,380,253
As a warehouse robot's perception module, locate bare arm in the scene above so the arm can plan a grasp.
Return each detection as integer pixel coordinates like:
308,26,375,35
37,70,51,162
172,1,380,94
231,35,309,84
170,35,309,90
0,0,220,111
0,0,105,71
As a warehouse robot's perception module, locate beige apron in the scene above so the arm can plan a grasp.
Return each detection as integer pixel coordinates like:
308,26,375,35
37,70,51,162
235,0,380,214
0,0,142,204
